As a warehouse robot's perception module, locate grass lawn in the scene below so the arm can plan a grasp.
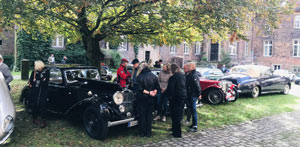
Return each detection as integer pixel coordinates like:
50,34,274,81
11,72,21,76
3,80,300,146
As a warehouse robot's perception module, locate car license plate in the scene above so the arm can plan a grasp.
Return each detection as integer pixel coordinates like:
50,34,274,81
128,120,138,127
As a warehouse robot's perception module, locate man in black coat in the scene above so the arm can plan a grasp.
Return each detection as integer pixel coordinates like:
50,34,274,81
135,63,160,137
165,64,187,138
185,62,202,132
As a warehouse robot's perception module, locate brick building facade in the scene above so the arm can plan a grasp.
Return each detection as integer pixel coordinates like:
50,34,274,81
251,6,300,73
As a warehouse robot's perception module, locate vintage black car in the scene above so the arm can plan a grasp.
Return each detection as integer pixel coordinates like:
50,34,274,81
220,65,291,98
20,65,137,140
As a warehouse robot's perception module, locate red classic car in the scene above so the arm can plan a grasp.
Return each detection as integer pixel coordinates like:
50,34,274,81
150,69,238,105
200,79,238,105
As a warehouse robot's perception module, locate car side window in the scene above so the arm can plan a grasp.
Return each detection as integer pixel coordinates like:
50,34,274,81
49,68,63,84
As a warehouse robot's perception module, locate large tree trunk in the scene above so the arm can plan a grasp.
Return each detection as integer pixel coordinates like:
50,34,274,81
82,35,105,70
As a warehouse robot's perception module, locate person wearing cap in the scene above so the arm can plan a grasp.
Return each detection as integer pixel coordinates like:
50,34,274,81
0,54,13,90
117,58,131,88
131,59,140,92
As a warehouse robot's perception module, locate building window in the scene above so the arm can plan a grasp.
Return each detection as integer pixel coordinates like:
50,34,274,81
195,42,201,55
52,36,64,48
273,64,281,70
170,46,176,54
184,42,189,55
119,42,127,51
293,40,300,57
229,42,237,55
263,40,272,57
244,42,249,56
293,66,300,73
295,15,300,28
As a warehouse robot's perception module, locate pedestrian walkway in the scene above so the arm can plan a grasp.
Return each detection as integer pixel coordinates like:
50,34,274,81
135,111,300,147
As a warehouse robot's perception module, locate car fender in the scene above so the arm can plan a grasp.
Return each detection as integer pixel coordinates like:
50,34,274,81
239,79,261,93
0,72,15,144
65,95,111,119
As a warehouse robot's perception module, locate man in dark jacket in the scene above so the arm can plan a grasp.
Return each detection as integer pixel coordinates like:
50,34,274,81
131,59,139,92
0,55,13,90
135,63,160,137
165,63,187,138
185,62,201,132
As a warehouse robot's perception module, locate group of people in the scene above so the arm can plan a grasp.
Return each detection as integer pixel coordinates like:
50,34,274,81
117,58,202,138
48,54,68,64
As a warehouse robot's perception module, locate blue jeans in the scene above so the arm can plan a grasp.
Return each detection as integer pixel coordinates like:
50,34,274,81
157,92,168,116
189,97,198,127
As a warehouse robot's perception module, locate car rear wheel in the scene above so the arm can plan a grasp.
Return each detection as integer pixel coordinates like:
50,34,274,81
207,89,223,105
82,106,108,140
282,84,290,95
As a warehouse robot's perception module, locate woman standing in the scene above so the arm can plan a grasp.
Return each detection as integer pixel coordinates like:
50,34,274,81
28,60,50,128
154,63,172,122
136,63,160,137
165,64,187,138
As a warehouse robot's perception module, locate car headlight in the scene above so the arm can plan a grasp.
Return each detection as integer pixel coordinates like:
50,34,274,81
113,91,124,105
2,115,14,133
119,105,126,113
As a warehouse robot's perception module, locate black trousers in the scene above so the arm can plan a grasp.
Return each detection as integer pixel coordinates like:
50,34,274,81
137,99,154,136
170,98,184,137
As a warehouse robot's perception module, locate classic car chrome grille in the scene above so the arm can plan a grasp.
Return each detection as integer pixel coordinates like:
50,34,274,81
219,80,233,92
122,90,135,102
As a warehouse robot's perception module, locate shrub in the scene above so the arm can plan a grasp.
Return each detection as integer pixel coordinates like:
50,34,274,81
3,55,14,70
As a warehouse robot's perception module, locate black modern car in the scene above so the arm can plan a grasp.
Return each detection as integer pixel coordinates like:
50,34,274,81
220,65,291,98
20,65,137,140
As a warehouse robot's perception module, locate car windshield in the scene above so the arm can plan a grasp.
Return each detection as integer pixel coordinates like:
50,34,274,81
65,69,100,83
230,65,271,78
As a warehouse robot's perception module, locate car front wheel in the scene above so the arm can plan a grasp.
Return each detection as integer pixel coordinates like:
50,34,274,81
251,86,260,98
82,106,108,140
207,89,224,105
282,84,290,95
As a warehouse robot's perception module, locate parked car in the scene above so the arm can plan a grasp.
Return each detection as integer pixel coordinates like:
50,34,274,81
152,69,238,105
0,72,15,144
295,75,300,85
100,66,113,81
273,70,296,82
20,65,137,140
196,68,224,80
220,65,291,98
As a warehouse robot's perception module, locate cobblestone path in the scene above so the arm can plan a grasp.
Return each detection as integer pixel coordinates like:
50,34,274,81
135,111,300,147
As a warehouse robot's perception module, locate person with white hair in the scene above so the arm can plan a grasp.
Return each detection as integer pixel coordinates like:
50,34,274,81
135,62,160,137
185,62,202,132
28,60,50,128
0,54,13,90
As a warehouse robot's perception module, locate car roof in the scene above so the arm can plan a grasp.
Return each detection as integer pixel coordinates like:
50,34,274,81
46,64,97,70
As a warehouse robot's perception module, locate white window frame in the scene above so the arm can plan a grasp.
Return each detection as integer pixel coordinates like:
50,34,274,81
52,35,64,48
263,40,273,57
229,42,237,55
184,42,189,55
293,66,300,73
195,42,201,55
295,15,300,29
170,46,176,54
293,39,300,57
273,64,281,70
119,42,127,51
244,42,249,56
